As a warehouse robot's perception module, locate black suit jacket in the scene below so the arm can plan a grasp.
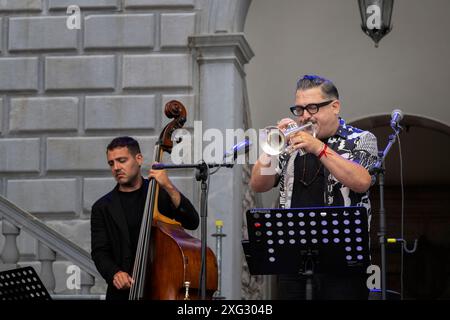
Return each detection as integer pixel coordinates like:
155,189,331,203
90,178,199,300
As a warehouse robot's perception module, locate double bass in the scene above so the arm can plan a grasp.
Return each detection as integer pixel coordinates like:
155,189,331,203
129,100,218,300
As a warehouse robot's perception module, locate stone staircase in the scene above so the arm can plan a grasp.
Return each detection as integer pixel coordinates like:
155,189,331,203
0,195,104,299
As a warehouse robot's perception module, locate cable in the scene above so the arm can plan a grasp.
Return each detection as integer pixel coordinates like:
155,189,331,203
209,153,233,176
210,164,221,175
396,132,405,300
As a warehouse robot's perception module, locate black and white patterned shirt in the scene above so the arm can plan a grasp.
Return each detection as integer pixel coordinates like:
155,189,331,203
275,118,378,227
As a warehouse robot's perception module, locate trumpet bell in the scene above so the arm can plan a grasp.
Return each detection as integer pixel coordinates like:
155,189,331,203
260,126,286,155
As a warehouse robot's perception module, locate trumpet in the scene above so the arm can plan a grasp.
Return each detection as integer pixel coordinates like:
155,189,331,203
260,121,317,156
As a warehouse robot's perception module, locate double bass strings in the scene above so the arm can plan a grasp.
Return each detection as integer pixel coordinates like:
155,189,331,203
129,145,160,300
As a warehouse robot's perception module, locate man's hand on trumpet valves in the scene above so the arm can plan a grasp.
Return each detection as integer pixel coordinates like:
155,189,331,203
287,130,324,156
276,118,297,131
274,118,324,156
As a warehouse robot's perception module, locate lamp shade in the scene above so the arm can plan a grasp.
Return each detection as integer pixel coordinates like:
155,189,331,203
358,0,394,47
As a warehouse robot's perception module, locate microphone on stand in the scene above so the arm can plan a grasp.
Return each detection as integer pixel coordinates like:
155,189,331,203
390,109,404,129
223,138,252,160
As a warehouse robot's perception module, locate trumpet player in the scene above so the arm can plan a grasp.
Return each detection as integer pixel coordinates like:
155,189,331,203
250,75,379,300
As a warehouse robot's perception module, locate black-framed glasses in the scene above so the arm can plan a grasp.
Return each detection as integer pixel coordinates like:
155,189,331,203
289,100,334,116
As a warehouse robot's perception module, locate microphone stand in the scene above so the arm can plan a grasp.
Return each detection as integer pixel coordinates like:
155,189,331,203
152,161,233,299
370,124,403,300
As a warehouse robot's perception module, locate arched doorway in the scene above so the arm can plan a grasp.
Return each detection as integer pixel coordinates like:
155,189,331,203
351,114,450,299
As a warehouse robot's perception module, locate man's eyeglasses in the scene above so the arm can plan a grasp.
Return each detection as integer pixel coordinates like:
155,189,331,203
289,100,334,116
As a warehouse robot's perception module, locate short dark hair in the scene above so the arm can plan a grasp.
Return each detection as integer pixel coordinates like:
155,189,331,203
296,74,339,100
106,136,141,156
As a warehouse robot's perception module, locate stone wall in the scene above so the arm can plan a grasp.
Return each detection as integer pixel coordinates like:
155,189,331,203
0,0,198,294
0,0,255,299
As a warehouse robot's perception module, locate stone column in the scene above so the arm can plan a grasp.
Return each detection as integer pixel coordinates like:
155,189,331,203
38,241,56,293
0,219,20,271
189,34,254,299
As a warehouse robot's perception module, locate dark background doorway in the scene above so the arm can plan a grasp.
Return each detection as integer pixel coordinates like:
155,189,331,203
353,114,450,299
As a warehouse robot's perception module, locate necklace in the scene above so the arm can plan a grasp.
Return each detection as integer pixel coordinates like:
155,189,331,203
299,154,323,187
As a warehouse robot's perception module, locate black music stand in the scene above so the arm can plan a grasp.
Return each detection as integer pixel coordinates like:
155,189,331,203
0,266,51,301
242,206,370,300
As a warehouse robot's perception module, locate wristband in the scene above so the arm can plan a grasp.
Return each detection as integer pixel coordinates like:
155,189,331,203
318,144,328,159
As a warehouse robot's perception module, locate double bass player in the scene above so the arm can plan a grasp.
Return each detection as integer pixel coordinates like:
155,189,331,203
90,136,199,300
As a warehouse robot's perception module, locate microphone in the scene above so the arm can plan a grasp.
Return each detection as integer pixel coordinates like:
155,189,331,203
390,109,403,128
224,138,252,159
